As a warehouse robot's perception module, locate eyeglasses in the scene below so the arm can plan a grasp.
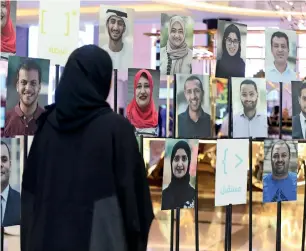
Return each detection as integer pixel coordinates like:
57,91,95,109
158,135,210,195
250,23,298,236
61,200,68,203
225,37,240,46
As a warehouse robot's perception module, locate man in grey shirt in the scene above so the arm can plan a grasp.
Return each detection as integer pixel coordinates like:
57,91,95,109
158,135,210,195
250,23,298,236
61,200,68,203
220,79,267,138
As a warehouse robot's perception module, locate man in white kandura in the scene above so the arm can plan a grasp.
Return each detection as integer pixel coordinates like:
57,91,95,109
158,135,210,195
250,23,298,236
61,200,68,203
101,9,133,70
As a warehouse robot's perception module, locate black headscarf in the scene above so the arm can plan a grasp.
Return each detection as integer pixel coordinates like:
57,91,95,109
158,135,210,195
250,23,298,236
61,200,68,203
162,140,195,210
46,44,113,132
170,140,191,185
215,23,245,78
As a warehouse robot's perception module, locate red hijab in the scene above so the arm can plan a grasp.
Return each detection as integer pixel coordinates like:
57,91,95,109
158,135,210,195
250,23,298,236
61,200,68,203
126,69,158,128
1,0,16,53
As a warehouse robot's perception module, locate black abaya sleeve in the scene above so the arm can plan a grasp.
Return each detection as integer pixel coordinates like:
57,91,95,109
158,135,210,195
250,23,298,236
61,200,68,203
113,120,154,251
20,135,39,251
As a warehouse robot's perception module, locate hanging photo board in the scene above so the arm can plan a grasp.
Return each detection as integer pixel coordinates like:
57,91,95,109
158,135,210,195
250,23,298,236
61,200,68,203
215,139,249,206
37,0,80,66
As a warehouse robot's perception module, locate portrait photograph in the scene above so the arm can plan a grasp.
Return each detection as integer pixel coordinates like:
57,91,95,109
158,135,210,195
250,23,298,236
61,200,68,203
99,5,134,71
4,56,50,137
266,81,292,139
161,139,199,210
210,77,229,137
160,13,194,76
263,139,298,203
126,68,160,137
176,74,211,138
291,81,306,139
215,139,249,206
215,20,247,79
231,77,268,138
1,137,21,227
1,59,8,129
0,0,16,57
265,28,297,83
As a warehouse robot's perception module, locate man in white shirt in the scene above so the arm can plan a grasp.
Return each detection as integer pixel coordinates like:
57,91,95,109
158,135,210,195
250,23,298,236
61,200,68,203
266,31,296,83
292,83,306,139
220,79,267,138
1,141,20,227
101,9,133,70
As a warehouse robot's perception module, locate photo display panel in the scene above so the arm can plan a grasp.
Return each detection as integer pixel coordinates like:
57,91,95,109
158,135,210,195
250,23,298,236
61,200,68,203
37,0,81,66
265,28,297,83
215,20,247,79
215,139,249,206
4,56,50,137
126,68,160,137
160,13,194,76
231,77,268,138
1,137,21,227
176,74,211,138
211,77,229,137
99,5,135,71
291,81,306,139
263,139,298,203
1,59,8,129
0,0,17,57
161,139,199,210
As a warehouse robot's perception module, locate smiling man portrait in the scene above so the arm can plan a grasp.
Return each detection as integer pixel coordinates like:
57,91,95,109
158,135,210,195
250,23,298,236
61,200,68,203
263,140,297,203
4,56,50,137
265,29,297,83
1,140,20,227
99,6,134,70
177,74,211,138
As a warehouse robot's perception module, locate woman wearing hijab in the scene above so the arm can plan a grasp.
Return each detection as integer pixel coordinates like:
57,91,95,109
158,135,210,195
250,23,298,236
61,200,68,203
160,15,193,76
126,69,158,137
1,0,16,54
215,23,245,78
21,45,154,251
162,140,195,210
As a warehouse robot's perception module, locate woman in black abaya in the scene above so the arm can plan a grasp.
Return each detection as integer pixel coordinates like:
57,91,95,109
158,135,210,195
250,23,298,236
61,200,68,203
215,23,246,78
21,45,154,251
162,140,195,210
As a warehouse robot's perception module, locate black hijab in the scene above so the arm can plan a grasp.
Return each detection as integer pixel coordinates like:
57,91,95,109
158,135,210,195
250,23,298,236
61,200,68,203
216,23,245,78
162,140,195,210
46,44,113,132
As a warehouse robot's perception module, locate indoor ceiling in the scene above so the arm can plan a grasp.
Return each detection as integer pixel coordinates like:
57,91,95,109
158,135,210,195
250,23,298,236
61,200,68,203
15,0,302,26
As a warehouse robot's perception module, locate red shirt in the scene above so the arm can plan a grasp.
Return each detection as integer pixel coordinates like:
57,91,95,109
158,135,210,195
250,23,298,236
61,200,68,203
3,104,44,137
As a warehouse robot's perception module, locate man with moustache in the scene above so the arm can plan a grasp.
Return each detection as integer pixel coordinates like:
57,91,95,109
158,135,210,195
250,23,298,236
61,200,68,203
101,8,133,70
178,75,211,138
231,79,267,138
266,31,296,83
263,140,297,202
4,59,44,136
1,141,20,227
292,83,306,139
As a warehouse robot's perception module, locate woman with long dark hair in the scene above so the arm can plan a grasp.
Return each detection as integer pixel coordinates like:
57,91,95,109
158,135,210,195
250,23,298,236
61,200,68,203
215,23,245,78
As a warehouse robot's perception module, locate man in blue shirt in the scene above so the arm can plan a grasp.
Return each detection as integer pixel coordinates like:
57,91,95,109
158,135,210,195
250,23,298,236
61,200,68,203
263,140,297,203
